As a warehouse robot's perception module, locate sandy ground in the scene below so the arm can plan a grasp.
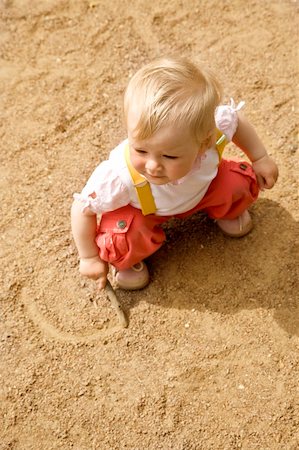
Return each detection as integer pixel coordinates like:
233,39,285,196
1,0,299,449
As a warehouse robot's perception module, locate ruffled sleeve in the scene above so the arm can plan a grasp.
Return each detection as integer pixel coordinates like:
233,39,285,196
73,160,130,214
215,98,245,141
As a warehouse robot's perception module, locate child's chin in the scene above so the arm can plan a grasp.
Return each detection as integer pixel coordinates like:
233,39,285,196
145,174,168,185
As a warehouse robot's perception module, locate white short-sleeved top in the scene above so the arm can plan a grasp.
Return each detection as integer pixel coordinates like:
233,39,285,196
74,100,244,216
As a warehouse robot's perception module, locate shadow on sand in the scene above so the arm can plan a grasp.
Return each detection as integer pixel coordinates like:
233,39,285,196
119,199,299,336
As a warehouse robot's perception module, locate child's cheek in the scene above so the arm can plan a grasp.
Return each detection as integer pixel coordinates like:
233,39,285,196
133,155,144,171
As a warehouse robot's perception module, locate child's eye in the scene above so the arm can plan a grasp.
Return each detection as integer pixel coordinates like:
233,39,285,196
135,149,147,154
163,155,178,160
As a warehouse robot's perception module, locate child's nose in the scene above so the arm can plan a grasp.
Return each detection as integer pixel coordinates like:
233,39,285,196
145,158,162,173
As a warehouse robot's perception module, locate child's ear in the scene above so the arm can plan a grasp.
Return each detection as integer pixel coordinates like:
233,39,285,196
197,138,210,154
198,130,217,153
197,146,205,155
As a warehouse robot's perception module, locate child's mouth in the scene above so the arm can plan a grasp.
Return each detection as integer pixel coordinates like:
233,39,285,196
145,173,165,181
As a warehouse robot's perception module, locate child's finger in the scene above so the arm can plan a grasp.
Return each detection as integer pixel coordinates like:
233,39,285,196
256,174,266,190
97,276,107,290
267,177,276,189
264,176,276,189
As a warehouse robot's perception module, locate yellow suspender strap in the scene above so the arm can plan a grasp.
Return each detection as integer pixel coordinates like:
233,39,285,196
124,145,157,215
215,128,228,160
124,130,228,216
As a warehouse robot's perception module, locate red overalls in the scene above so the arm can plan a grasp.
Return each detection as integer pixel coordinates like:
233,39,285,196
95,158,259,270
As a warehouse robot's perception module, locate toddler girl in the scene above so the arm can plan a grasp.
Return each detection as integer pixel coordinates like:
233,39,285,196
71,56,278,290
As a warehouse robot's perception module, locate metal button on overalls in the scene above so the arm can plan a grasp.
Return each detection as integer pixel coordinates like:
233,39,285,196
117,220,127,229
240,163,247,170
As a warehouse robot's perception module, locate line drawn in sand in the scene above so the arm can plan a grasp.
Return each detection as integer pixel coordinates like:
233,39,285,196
21,286,124,344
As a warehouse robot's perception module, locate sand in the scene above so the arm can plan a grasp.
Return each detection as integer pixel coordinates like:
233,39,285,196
1,0,298,449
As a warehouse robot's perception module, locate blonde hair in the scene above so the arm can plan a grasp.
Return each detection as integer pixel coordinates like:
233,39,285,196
124,56,222,147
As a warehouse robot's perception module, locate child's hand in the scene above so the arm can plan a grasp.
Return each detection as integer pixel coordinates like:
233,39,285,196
79,256,109,290
252,154,279,190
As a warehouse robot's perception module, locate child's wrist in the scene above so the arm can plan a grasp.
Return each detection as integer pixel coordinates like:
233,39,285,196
249,149,268,163
80,255,101,262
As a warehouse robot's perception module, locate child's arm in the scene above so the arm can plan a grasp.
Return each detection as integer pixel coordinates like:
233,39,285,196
71,199,108,289
232,112,278,190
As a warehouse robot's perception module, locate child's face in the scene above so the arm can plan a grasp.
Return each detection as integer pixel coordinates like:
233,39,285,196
127,113,201,185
